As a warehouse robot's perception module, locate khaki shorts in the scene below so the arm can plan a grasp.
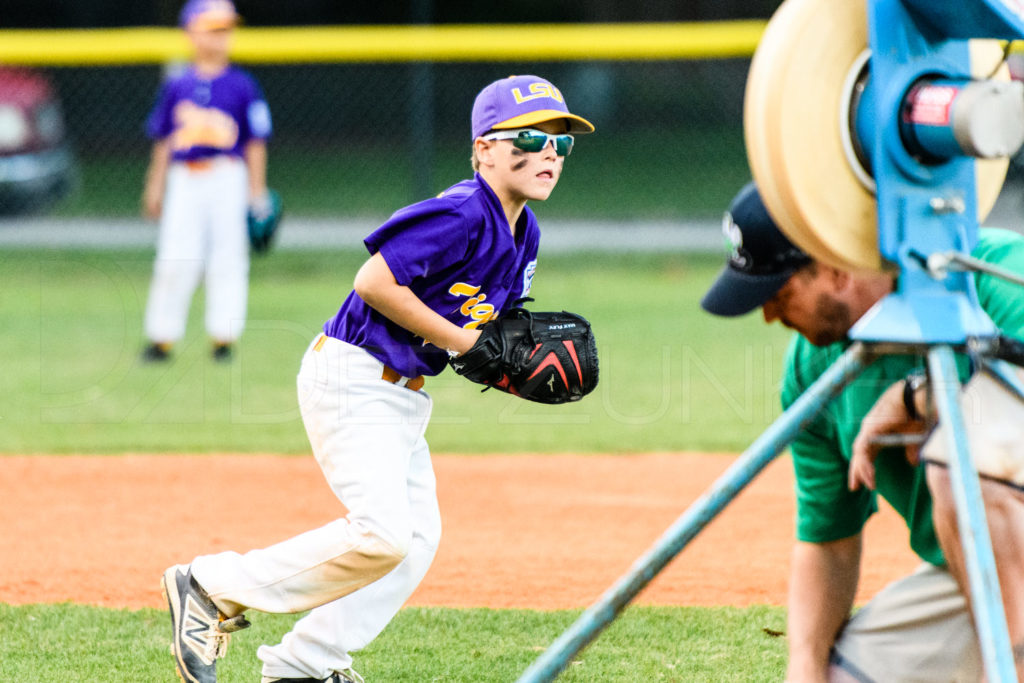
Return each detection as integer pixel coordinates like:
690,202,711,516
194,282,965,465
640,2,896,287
831,563,982,682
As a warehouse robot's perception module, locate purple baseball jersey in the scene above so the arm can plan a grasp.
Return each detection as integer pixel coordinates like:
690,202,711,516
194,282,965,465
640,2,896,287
146,65,271,162
324,173,541,378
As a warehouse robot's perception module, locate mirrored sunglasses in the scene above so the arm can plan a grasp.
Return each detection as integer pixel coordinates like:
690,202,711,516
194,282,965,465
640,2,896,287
482,128,574,156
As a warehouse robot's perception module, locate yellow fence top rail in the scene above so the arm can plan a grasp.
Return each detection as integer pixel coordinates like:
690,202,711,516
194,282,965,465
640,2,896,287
0,22,766,66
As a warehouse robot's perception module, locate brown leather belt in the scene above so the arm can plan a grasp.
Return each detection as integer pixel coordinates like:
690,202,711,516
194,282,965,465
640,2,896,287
311,334,424,391
382,365,425,392
184,159,215,172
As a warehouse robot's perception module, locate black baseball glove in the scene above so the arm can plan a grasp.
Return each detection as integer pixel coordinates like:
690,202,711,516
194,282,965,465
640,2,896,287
449,299,598,404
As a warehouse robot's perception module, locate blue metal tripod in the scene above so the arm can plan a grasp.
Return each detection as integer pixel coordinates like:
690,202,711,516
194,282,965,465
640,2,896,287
517,2,1024,680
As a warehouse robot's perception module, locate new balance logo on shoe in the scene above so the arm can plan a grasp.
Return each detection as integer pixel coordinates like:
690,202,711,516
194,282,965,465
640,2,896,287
183,593,222,666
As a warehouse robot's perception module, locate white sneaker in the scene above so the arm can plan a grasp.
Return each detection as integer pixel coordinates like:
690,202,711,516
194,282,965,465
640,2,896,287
161,564,250,683
261,667,365,683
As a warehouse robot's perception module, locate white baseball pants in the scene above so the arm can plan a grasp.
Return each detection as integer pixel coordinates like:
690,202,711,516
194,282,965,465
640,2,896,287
191,336,440,679
144,158,249,345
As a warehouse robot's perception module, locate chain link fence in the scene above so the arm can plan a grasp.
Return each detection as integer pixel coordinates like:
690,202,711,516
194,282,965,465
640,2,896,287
3,43,1022,239
1,58,753,223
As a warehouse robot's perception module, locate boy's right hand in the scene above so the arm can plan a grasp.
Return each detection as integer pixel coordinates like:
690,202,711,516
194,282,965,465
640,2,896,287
449,328,482,357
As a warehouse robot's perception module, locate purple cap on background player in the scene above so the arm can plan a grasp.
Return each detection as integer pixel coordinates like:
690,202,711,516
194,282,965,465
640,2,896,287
471,75,595,140
179,0,237,30
700,182,812,317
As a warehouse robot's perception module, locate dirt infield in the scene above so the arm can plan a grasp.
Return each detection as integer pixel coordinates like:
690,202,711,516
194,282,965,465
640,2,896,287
1,453,918,610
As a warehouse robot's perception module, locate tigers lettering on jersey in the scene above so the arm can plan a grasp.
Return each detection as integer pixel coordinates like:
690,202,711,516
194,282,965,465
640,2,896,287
449,282,497,329
171,101,240,151
511,82,565,105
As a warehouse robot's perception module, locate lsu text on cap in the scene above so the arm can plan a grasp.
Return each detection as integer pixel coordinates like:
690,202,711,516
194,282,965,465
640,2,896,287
471,75,595,140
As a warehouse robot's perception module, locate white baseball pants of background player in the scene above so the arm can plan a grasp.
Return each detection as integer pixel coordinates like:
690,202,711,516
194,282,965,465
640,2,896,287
190,334,441,679
144,157,249,345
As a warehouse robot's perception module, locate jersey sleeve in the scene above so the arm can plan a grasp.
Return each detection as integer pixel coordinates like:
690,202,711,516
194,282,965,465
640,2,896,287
245,77,272,141
234,70,272,143
365,199,470,287
246,99,272,140
144,80,176,141
781,337,876,544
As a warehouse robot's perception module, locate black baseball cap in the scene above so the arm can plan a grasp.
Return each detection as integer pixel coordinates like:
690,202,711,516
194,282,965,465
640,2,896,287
700,182,812,317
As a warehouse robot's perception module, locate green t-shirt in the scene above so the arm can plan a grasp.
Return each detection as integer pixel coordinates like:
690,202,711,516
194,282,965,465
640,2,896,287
781,228,1024,566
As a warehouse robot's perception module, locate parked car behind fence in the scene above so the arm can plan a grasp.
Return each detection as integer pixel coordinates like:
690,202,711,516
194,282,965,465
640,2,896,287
0,67,75,216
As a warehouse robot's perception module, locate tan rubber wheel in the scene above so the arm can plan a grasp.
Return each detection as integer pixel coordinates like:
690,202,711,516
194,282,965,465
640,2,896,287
744,0,1009,272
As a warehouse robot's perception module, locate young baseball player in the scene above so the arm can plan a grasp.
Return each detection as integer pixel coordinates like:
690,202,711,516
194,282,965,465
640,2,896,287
141,0,272,363
161,74,594,683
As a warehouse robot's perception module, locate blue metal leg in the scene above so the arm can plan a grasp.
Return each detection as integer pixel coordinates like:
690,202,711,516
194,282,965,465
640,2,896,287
927,345,1015,682
515,343,872,683
986,358,1024,403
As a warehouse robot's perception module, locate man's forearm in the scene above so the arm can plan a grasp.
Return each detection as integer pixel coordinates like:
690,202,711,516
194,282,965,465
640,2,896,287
786,536,862,682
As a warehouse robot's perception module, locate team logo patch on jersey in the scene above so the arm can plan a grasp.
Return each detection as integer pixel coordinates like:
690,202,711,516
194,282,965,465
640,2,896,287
522,260,537,297
247,100,272,138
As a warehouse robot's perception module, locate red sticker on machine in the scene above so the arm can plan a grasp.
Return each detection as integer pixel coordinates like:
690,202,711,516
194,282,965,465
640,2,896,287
905,84,958,126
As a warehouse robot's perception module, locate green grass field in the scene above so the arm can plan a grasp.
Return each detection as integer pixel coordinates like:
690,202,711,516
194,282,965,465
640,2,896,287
2,247,795,681
2,248,792,455
0,604,788,682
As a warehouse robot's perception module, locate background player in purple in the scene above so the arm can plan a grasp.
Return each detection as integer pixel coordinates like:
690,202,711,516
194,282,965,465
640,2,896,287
160,74,594,683
141,0,272,363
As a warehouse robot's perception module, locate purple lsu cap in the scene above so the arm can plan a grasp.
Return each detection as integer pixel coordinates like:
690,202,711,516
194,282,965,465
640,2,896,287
179,0,237,30
700,182,812,317
471,75,595,140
